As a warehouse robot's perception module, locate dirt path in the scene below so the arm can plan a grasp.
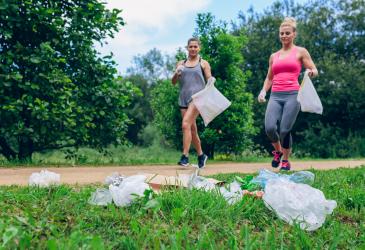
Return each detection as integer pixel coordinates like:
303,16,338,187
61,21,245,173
1,160,364,186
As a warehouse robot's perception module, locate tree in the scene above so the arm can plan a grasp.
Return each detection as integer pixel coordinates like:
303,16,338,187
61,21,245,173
0,0,136,161
151,13,256,158
124,49,176,145
127,48,175,83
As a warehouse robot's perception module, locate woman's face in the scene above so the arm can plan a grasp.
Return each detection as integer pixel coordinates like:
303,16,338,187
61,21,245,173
187,41,200,57
279,25,296,46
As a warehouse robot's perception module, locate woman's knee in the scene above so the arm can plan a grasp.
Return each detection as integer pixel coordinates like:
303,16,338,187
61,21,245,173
265,126,276,137
182,120,192,130
279,128,291,139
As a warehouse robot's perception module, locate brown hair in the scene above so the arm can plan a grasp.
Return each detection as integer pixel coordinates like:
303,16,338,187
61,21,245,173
280,17,297,32
187,37,201,47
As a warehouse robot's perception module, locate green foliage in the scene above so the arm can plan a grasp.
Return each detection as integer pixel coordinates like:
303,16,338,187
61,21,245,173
0,0,135,161
150,80,181,149
195,13,256,157
122,75,150,145
0,167,364,248
124,49,177,145
127,48,175,82
236,0,365,157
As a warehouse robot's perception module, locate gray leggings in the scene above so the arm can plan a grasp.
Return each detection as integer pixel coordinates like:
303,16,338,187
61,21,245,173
265,91,300,149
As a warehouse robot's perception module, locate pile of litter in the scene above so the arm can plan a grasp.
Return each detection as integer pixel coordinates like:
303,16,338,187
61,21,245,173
90,174,150,207
88,169,263,208
252,169,337,231
28,168,337,231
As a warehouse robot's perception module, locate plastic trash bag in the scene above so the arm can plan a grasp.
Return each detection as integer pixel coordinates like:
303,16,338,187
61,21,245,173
219,181,243,205
89,188,113,206
297,71,323,114
29,170,60,187
263,178,337,231
105,172,125,186
109,175,150,207
192,77,231,126
188,174,216,191
250,169,315,188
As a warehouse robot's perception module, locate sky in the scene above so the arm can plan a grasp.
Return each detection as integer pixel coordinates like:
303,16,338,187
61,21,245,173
99,0,308,75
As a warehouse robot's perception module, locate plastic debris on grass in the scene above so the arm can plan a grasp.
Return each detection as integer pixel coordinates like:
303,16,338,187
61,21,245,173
90,170,262,207
251,169,336,231
89,188,113,206
28,170,60,187
90,174,151,207
250,169,315,188
263,178,337,231
104,172,125,186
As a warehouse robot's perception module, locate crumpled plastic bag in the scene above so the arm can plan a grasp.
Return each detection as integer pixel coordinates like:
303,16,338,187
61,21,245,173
250,169,315,188
89,188,113,206
219,181,243,204
104,172,125,186
109,175,150,207
263,178,337,231
29,170,60,187
188,175,217,191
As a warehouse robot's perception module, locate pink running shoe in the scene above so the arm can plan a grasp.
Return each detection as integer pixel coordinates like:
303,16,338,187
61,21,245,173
271,151,283,168
280,160,291,171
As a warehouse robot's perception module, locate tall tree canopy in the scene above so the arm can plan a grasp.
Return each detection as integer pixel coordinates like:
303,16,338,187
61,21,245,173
0,0,136,160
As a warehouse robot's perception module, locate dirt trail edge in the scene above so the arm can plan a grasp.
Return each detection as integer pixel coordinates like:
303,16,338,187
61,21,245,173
1,160,364,186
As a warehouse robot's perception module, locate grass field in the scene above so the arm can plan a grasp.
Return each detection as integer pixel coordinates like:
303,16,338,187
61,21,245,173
0,166,364,249
0,145,271,167
1,144,363,167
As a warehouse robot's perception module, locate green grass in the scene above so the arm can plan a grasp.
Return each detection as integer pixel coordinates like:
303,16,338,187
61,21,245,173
0,167,364,249
1,144,363,167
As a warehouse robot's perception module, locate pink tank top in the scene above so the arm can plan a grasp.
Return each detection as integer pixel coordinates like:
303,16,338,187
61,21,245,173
271,46,301,92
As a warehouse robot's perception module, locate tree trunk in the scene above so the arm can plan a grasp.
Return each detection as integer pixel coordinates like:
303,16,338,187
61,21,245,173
18,136,34,162
0,137,17,161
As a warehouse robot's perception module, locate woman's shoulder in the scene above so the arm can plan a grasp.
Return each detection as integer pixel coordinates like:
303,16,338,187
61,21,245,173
176,60,184,66
269,51,278,62
295,46,309,53
200,58,210,69
200,58,210,65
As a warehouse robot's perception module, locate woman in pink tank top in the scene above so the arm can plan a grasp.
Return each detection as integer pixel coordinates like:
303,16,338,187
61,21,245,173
257,17,318,170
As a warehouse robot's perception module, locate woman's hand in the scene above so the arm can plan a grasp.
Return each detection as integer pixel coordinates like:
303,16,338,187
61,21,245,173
258,89,267,103
175,65,184,76
306,68,318,78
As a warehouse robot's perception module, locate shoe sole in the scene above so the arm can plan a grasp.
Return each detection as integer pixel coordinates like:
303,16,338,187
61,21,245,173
178,163,189,167
280,167,291,171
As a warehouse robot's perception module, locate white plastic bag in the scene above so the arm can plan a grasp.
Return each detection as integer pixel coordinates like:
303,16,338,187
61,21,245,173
109,175,150,207
263,178,337,231
89,188,113,206
104,172,125,186
219,181,243,205
192,77,231,126
297,71,323,114
28,170,60,187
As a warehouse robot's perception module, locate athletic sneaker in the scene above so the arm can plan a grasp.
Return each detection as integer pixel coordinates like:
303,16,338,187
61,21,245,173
197,154,208,169
178,154,189,167
271,151,283,168
280,160,291,171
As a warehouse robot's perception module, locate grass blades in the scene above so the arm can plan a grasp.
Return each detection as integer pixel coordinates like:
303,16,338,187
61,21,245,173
0,166,364,249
